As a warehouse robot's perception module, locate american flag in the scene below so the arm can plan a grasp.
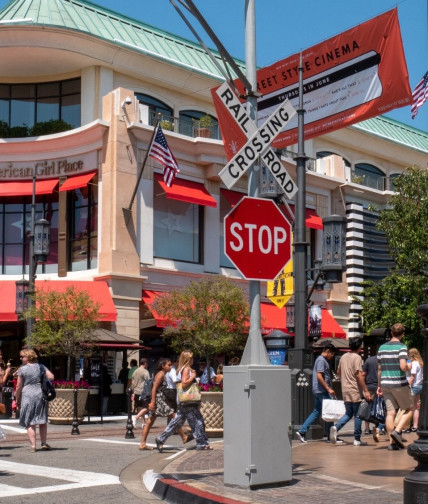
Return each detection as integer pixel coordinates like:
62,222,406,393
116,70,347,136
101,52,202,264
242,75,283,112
411,71,428,119
148,125,179,186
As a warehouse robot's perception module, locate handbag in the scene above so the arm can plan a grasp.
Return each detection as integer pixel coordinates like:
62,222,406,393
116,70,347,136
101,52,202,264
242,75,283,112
356,399,372,421
39,364,56,402
176,382,201,404
321,398,346,422
0,403,5,415
370,395,386,424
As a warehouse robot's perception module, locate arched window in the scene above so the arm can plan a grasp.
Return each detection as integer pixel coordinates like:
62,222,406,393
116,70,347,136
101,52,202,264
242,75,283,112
135,94,173,126
354,163,385,190
316,151,351,167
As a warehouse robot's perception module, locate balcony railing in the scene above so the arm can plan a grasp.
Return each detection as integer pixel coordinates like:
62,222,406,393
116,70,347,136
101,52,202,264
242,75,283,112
147,112,221,140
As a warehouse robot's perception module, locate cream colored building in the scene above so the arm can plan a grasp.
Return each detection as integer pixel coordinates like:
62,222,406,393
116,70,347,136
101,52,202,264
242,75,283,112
0,0,427,373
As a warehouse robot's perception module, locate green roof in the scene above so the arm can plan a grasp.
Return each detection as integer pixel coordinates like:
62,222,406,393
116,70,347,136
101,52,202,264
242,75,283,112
352,115,428,154
0,0,245,79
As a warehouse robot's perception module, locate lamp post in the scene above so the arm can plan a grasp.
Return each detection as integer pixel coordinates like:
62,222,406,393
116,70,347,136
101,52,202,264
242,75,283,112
15,175,50,340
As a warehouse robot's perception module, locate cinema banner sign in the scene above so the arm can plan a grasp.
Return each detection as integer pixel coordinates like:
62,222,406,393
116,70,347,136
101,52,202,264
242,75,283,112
212,8,411,156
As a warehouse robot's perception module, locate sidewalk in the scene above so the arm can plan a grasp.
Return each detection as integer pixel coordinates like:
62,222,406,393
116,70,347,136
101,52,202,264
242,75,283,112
144,430,418,504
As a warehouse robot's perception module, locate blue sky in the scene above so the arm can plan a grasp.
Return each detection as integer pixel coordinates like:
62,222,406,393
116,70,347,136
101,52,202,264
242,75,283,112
1,0,427,131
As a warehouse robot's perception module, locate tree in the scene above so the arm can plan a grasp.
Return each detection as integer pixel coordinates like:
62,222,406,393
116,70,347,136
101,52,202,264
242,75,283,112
24,286,100,380
358,166,428,348
153,276,249,368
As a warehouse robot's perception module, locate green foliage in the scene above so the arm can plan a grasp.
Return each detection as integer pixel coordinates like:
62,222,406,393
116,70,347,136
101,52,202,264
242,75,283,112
355,273,425,349
153,276,249,363
377,166,428,275
159,119,174,131
24,286,100,379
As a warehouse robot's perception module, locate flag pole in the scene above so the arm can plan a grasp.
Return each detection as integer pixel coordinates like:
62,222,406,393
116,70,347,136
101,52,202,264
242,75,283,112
125,114,161,212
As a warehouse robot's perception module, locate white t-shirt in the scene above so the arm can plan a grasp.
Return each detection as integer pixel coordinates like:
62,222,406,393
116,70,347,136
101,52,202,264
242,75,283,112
411,361,423,386
165,366,178,389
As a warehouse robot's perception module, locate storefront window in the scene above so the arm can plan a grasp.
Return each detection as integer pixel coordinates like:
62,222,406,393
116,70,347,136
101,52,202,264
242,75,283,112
68,181,98,271
153,193,201,263
219,191,235,268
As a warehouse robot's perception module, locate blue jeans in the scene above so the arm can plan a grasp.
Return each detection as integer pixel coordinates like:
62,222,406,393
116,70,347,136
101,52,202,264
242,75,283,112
300,391,333,440
335,401,362,441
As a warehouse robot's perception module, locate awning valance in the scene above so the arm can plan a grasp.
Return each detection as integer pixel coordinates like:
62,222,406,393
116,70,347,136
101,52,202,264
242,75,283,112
220,188,245,208
260,302,289,335
142,289,166,327
280,203,323,230
154,173,217,207
0,179,58,197
59,172,96,192
320,308,346,339
0,280,117,322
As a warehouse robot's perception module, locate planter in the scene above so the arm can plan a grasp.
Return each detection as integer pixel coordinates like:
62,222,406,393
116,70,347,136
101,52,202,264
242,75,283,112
200,391,223,437
194,127,212,138
48,389,90,425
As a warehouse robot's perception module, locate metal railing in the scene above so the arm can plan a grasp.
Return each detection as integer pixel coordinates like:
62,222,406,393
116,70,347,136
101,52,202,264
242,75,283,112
147,112,221,140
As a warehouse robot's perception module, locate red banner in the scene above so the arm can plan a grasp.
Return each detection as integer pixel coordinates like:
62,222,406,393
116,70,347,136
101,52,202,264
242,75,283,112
212,8,411,157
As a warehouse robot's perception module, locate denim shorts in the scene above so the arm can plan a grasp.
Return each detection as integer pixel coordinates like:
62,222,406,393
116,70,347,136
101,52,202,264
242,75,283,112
411,384,423,396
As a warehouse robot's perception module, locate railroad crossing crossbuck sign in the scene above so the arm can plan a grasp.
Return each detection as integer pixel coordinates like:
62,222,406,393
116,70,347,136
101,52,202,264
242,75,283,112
217,82,297,197
224,197,292,281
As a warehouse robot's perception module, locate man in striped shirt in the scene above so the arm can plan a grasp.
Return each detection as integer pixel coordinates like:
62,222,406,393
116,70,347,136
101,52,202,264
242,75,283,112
377,323,412,451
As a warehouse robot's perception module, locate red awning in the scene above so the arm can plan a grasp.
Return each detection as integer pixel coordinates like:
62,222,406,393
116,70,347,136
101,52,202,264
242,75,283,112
320,308,346,339
279,203,323,230
220,188,245,208
142,289,166,327
0,280,117,322
260,302,288,335
154,173,217,207
59,172,96,192
0,179,58,197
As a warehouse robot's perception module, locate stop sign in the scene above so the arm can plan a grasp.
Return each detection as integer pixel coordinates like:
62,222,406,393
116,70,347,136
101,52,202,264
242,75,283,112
224,196,292,281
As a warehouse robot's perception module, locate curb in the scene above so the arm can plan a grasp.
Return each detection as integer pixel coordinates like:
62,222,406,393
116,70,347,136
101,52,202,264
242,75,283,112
151,475,244,504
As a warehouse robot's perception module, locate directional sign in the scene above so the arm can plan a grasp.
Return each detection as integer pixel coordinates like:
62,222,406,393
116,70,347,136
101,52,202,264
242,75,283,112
216,82,297,198
224,197,292,281
219,96,296,190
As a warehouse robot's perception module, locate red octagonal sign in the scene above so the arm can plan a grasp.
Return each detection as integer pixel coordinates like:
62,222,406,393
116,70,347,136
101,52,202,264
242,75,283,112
224,196,292,281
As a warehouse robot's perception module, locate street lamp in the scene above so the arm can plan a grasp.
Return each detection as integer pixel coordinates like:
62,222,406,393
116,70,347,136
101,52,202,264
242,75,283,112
15,176,50,340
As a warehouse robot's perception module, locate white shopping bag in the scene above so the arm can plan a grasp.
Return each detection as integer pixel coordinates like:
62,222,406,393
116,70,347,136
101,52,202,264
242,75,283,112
321,399,346,422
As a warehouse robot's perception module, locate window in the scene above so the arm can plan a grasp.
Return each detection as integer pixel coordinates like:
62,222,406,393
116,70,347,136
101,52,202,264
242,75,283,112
153,191,202,263
0,78,81,129
316,151,351,167
68,180,98,271
135,93,173,126
179,110,220,139
219,191,235,268
354,163,385,190
0,197,58,275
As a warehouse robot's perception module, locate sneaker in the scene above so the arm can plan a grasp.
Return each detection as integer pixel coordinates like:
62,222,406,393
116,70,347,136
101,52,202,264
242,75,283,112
387,443,399,451
296,431,308,444
155,438,163,453
411,427,418,432
364,429,371,435
330,425,338,444
373,428,380,443
379,429,386,435
132,415,137,428
335,438,344,445
353,440,367,446
391,430,405,449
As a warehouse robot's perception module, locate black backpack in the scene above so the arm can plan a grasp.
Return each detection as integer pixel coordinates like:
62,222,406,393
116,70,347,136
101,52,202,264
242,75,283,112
140,377,154,402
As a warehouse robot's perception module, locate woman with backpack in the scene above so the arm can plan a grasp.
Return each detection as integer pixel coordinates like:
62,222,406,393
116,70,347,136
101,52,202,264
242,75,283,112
138,357,192,450
155,350,212,452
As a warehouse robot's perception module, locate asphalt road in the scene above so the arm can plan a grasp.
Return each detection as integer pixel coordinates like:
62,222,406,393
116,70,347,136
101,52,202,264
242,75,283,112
0,417,168,504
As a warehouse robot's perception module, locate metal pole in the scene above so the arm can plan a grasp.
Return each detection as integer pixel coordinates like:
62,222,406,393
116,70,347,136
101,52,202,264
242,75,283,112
125,387,135,439
71,388,80,435
289,54,309,370
26,174,36,342
240,0,269,366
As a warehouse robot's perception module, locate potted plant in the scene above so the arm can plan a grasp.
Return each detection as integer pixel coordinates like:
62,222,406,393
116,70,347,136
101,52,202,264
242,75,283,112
153,275,249,435
48,380,91,424
159,119,174,131
193,114,214,138
198,382,224,436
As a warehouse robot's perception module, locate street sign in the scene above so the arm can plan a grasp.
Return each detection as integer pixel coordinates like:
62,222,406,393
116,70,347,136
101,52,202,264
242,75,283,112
224,197,292,281
215,82,297,198
218,97,296,190
267,258,294,308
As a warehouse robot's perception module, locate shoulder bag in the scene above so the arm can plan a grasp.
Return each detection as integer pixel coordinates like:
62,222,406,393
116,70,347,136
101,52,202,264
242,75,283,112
356,399,372,421
39,364,56,402
176,367,201,405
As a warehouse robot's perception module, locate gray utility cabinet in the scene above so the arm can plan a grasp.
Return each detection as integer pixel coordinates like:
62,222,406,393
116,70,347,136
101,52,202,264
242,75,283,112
223,365,292,487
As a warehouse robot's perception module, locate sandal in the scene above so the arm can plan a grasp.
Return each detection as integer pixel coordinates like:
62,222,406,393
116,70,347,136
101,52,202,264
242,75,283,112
138,444,153,451
29,447,36,453
155,438,163,453
183,433,194,444
41,443,51,451
196,444,213,450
